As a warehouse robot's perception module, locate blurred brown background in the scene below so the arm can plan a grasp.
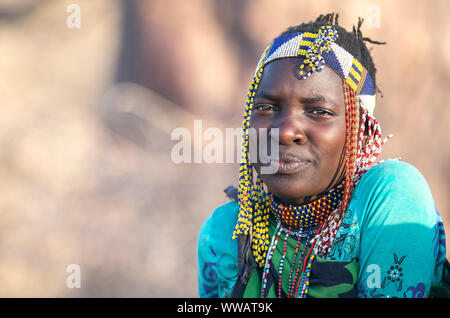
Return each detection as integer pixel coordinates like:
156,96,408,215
0,0,448,297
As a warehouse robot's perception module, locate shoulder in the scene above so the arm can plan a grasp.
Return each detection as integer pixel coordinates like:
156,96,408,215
353,159,436,226
356,158,433,201
197,200,240,297
198,200,239,246
359,159,428,188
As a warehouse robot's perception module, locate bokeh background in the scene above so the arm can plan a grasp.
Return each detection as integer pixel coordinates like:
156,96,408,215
0,0,448,297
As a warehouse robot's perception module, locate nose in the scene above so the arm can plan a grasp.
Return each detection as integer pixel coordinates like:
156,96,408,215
273,114,307,145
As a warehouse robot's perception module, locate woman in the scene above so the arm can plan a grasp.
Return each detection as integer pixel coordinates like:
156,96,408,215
197,14,449,298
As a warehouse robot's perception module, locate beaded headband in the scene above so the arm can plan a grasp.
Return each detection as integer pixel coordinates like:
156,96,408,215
255,26,376,115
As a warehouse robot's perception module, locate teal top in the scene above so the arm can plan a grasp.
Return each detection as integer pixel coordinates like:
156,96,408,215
197,159,448,298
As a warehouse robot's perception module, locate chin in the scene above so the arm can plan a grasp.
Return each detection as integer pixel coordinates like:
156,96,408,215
265,180,317,204
258,168,325,201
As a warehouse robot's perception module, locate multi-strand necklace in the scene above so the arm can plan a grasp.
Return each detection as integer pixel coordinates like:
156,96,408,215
271,188,343,229
261,187,343,298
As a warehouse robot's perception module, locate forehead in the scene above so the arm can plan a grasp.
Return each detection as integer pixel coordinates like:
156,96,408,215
256,57,344,102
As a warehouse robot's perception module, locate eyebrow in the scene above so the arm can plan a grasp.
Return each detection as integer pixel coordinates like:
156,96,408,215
255,91,279,101
255,91,327,104
299,95,326,104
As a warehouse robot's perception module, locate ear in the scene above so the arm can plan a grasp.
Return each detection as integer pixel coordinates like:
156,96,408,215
357,100,369,149
362,134,369,149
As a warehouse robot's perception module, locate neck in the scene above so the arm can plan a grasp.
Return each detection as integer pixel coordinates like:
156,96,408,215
273,195,313,206
270,187,343,229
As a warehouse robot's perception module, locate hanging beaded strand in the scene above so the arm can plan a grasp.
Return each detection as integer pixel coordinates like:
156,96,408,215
261,222,282,298
287,226,313,297
355,105,392,182
277,227,291,298
342,82,360,214
293,222,325,297
299,251,316,297
233,62,274,267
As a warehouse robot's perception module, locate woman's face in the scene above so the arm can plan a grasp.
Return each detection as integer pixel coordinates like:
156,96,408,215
251,57,346,205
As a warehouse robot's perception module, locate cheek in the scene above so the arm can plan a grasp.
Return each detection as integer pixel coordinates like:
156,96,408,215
249,114,272,130
249,116,275,151
312,121,346,162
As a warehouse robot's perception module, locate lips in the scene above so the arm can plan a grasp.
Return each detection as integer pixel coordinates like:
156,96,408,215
270,152,312,175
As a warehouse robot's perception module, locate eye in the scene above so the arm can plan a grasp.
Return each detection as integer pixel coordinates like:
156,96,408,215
307,108,334,118
253,104,278,112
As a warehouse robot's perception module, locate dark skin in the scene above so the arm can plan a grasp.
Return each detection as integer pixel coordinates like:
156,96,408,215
251,57,347,205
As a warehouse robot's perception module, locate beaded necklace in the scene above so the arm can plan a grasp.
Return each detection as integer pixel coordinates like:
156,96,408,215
261,217,323,298
261,222,281,298
270,188,343,229
261,192,338,298
287,226,312,297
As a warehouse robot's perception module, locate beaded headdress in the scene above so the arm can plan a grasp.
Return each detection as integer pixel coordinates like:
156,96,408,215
232,24,389,268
